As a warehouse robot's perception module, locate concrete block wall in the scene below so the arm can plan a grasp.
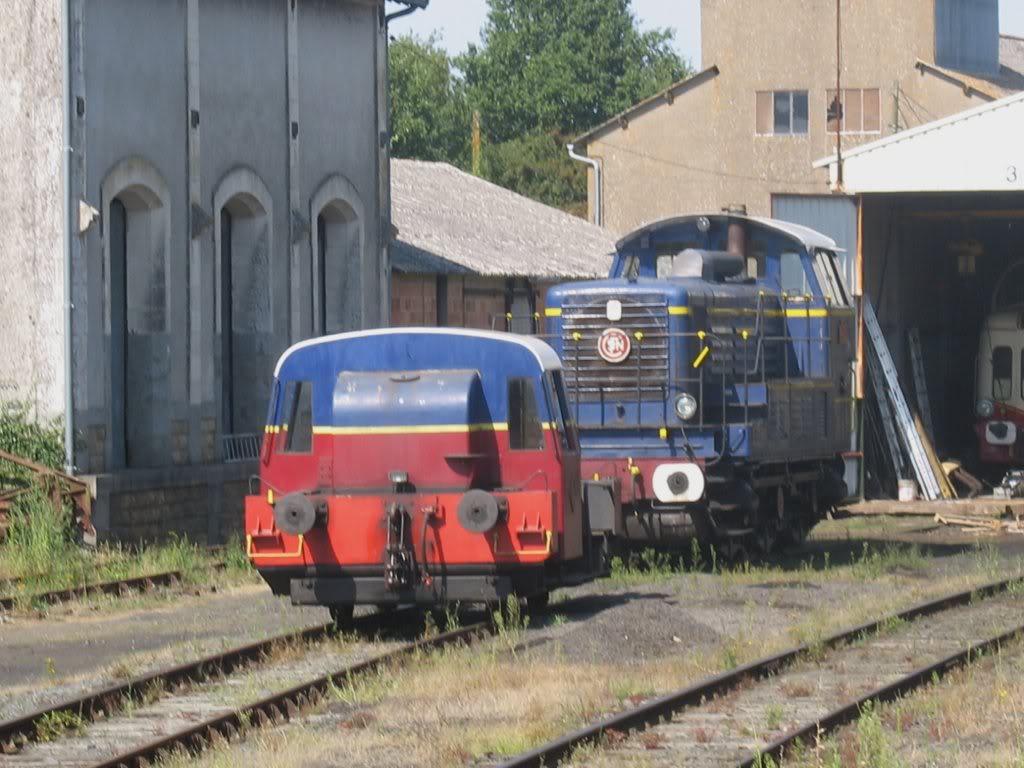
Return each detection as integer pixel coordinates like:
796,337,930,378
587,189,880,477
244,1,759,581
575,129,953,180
2,0,390,542
0,0,66,421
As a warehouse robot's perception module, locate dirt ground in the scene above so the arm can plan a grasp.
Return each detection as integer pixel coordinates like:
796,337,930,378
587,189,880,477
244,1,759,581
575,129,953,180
2,512,1023,766
0,583,330,722
159,517,1024,768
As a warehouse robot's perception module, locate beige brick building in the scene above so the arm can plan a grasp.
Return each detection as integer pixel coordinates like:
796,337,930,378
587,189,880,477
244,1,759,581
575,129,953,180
573,0,1024,234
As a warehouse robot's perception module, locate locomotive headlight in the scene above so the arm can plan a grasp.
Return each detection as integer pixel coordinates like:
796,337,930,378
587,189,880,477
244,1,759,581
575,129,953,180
977,398,995,419
675,393,698,421
606,299,623,322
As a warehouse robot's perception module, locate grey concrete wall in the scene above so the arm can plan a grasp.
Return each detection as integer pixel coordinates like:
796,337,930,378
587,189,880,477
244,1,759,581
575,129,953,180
0,0,65,421
1,0,388,540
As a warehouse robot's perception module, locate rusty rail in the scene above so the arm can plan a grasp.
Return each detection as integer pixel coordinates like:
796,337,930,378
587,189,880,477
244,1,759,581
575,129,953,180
501,576,1024,768
0,562,226,613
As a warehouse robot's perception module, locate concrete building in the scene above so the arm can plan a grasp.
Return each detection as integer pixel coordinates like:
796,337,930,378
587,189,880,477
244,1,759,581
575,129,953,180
815,93,1024,484
0,0,411,541
571,0,1024,286
388,160,615,332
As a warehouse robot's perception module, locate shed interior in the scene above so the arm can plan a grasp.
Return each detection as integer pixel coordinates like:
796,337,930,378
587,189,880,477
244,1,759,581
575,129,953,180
862,192,1024,490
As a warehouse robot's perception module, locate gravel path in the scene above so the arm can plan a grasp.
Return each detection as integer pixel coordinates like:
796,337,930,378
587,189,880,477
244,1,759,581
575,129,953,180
0,584,330,722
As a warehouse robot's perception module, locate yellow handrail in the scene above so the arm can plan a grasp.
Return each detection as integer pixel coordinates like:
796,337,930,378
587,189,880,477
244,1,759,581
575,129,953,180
247,533,305,559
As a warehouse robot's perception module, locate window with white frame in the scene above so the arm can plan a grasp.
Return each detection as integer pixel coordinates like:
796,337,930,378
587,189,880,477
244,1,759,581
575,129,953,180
826,88,881,134
756,91,809,135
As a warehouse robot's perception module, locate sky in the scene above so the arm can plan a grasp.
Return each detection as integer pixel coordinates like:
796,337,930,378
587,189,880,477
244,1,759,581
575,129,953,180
388,0,1024,67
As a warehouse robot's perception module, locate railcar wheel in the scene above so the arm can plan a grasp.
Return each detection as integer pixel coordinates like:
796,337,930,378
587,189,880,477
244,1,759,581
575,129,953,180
526,591,550,613
330,604,354,628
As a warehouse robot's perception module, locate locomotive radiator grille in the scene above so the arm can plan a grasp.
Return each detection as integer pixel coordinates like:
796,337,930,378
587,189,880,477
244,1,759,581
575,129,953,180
560,297,669,401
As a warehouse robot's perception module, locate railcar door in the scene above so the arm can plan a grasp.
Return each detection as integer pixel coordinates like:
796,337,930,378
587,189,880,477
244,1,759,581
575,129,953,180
547,370,584,560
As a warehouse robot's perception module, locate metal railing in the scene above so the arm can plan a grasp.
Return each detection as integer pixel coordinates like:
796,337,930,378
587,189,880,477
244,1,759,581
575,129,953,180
222,433,261,463
503,294,839,459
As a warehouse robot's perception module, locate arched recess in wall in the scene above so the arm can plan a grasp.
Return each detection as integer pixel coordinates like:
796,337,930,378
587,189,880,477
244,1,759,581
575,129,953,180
213,168,274,439
310,175,364,335
102,157,172,470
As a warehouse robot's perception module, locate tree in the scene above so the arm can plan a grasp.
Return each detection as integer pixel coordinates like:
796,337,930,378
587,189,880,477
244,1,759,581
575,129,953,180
386,2,690,212
389,35,471,165
482,130,587,217
459,0,689,145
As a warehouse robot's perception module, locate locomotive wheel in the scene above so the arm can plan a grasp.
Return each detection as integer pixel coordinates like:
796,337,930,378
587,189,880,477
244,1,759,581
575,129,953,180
330,604,354,628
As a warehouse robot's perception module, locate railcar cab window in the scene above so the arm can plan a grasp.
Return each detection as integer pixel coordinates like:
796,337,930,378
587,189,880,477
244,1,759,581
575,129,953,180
812,249,850,306
993,346,1013,400
548,371,579,452
779,251,809,296
508,378,545,451
281,380,313,453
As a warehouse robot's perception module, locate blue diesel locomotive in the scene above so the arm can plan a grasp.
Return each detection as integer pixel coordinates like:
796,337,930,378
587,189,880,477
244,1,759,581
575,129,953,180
544,213,855,556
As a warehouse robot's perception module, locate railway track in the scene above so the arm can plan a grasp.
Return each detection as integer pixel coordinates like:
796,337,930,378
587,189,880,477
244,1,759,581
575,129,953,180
0,562,227,613
502,576,1024,767
0,610,487,767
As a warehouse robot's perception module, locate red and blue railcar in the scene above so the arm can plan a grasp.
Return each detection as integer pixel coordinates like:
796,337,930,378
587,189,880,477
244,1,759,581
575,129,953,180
245,328,607,621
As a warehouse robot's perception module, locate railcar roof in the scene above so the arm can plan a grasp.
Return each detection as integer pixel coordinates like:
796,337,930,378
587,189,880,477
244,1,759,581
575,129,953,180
274,327,562,378
616,214,841,253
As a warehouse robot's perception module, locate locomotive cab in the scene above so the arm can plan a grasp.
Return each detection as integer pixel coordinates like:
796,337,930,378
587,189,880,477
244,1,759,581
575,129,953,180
245,329,604,621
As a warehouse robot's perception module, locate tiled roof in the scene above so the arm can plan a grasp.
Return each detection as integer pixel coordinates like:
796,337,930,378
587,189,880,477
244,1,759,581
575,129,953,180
390,159,616,279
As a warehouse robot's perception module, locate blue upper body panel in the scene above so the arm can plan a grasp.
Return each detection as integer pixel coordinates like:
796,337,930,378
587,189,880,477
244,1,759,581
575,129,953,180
272,329,561,428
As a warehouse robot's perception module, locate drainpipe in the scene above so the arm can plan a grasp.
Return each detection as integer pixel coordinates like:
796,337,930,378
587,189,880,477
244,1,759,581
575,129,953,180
62,0,75,473
567,143,602,227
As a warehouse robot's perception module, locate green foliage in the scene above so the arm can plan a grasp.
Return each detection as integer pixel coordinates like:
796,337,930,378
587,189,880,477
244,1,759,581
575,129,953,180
389,34,471,164
856,700,902,768
481,130,587,215
459,0,689,144
35,709,84,742
492,595,530,648
3,488,77,582
0,403,64,484
388,0,691,211
609,546,681,585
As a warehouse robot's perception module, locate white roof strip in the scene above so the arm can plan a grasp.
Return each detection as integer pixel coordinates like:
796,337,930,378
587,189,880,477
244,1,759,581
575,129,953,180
814,91,1024,194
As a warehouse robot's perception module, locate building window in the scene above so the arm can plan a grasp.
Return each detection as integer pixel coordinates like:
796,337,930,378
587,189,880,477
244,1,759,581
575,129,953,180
756,91,808,135
826,88,881,134
508,378,544,451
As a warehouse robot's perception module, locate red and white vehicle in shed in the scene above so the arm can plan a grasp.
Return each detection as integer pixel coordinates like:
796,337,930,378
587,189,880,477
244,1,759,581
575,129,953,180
975,262,1024,467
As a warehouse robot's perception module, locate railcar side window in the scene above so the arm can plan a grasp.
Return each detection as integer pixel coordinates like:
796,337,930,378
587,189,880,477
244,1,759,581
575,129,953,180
282,380,313,453
993,347,1013,400
813,249,850,306
508,378,545,451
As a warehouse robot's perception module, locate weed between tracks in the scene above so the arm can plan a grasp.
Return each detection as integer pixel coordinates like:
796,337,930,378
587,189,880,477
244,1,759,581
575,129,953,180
0,504,255,612
158,534,1023,768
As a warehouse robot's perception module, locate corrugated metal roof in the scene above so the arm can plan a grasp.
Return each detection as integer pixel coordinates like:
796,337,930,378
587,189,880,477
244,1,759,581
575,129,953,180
813,90,1024,193
390,160,616,278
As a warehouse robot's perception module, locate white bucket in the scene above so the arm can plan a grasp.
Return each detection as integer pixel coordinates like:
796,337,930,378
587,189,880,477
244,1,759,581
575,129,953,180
897,478,918,502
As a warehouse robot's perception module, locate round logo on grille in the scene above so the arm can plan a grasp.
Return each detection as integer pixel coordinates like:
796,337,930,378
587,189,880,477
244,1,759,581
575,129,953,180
598,328,631,364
